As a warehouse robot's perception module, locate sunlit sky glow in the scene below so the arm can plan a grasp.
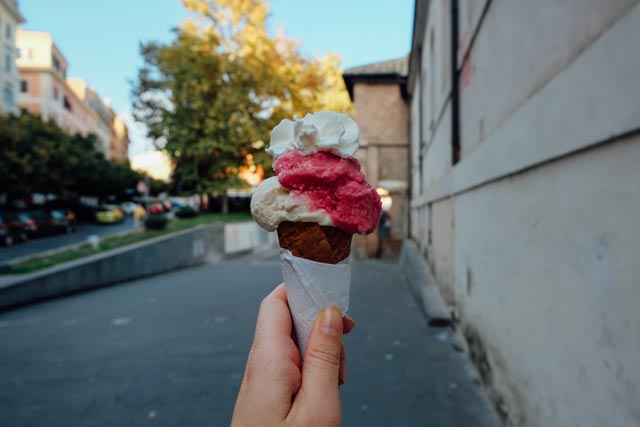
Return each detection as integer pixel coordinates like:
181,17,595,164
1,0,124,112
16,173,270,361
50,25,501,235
20,0,414,155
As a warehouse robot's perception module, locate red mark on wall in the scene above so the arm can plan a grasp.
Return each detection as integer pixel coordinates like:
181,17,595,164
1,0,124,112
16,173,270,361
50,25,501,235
457,30,469,65
460,52,472,89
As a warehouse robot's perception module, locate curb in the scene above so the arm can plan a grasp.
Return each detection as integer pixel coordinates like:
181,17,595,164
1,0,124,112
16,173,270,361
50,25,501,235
0,224,224,312
399,239,452,326
0,228,138,269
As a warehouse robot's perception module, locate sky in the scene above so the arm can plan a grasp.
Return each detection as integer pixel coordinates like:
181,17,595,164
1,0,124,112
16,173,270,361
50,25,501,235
20,0,414,155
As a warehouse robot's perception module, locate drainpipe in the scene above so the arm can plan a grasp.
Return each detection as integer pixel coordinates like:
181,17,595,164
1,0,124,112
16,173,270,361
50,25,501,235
450,0,461,165
418,48,424,196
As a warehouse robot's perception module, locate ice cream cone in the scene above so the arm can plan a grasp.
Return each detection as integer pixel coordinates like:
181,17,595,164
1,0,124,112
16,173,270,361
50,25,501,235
250,112,381,357
277,221,352,264
277,222,352,356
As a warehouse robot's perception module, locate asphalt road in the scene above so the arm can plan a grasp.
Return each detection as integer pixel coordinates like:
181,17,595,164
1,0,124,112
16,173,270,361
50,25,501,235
0,217,135,263
0,249,499,427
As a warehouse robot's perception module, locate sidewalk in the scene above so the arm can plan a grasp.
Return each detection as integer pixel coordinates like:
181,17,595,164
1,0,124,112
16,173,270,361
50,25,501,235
0,248,498,426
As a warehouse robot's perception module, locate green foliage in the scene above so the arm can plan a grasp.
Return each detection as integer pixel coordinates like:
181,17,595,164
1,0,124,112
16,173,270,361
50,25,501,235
132,0,352,196
144,214,169,230
0,112,161,200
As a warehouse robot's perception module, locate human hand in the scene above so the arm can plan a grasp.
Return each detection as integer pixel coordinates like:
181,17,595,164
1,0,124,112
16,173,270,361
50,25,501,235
231,284,355,427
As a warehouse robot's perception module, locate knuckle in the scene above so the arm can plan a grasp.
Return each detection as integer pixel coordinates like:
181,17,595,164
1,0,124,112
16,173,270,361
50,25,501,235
306,343,341,370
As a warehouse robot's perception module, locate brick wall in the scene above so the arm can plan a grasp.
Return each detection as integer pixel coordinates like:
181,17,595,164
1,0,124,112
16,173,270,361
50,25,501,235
350,81,409,257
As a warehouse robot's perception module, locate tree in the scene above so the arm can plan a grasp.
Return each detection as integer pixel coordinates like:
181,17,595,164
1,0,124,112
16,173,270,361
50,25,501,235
0,112,71,200
0,112,152,204
132,0,351,210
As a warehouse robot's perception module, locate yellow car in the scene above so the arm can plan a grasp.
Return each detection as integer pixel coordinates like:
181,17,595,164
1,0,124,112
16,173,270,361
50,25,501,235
96,205,125,224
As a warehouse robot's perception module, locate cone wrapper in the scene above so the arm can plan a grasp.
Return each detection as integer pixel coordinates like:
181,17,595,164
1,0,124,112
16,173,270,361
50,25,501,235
280,249,350,356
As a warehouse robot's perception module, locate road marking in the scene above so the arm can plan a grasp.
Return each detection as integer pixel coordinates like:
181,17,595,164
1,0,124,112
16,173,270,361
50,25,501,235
111,317,132,326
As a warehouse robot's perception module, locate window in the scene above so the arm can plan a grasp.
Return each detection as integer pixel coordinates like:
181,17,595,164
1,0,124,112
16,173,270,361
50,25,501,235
52,54,60,71
3,83,14,107
53,87,59,100
63,95,72,111
6,23,11,41
5,53,10,72
20,80,27,93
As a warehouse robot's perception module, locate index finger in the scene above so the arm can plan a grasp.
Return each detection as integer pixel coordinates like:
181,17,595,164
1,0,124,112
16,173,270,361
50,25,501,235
254,283,292,345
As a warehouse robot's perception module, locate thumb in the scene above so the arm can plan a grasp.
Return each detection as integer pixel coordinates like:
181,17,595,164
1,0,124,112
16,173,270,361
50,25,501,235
297,306,343,414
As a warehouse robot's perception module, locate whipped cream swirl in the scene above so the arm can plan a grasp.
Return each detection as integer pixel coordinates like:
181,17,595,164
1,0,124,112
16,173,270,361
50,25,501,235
267,111,359,159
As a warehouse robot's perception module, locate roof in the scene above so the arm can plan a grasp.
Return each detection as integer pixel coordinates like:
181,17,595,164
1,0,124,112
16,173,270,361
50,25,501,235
344,56,409,77
1,0,25,23
407,0,429,97
342,56,409,101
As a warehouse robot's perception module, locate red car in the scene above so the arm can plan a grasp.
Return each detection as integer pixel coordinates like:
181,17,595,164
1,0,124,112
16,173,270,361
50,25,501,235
0,213,32,246
0,213,15,246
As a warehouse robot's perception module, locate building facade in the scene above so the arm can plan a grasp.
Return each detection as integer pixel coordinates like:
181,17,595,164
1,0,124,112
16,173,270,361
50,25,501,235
0,0,24,114
16,30,94,137
408,1,640,426
67,78,115,159
112,114,130,161
343,57,410,257
16,30,129,161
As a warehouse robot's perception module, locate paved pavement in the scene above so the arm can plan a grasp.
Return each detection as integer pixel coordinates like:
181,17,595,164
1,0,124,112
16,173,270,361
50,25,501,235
0,249,498,427
0,217,135,263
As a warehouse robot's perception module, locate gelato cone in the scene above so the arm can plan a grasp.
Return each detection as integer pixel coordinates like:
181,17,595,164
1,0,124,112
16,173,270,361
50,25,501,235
279,248,351,356
251,111,381,355
277,221,352,264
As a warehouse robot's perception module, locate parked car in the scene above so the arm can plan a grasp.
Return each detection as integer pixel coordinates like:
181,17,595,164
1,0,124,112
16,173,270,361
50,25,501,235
95,205,125,224
4,212,38,240
0,213,27,246
74,205,100,223
147,202,165,215
170,200,184,210
0,216,12,246
36,200,78,226
28,210,75,236
120,201,138,216
45,209,77,229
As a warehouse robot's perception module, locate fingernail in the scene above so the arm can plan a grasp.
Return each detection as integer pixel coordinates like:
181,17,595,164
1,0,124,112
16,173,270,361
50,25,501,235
321,307,341,337
344,315,356,328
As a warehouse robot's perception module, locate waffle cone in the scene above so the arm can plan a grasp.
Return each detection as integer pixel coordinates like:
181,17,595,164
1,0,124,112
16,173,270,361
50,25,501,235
277,221,352,264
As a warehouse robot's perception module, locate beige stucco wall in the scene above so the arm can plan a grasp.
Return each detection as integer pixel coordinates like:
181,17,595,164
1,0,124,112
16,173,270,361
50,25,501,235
67,78,115,159
19,67,94,137
16,35,116,160
112,115,130,161
16,30,55,70
410,0,640,425
453,136,640,426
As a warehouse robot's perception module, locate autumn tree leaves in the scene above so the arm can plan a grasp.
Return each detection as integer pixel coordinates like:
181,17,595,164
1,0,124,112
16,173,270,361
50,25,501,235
132,0,351,199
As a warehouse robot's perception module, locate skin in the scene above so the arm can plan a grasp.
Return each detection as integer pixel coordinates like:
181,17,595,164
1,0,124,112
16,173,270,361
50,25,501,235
232,284,356,427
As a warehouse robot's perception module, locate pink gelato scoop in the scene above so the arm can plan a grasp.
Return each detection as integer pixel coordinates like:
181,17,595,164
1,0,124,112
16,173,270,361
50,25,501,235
274,151,382,234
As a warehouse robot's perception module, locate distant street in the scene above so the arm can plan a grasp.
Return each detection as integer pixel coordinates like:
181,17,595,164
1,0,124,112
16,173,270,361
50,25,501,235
0,217,135,263
0,249,498,426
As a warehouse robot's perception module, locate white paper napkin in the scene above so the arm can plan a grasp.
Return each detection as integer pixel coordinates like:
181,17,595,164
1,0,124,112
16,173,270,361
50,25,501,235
280,249,351,356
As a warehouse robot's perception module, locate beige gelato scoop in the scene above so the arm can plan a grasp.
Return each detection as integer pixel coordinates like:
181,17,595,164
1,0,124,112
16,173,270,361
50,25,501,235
250,177,333,231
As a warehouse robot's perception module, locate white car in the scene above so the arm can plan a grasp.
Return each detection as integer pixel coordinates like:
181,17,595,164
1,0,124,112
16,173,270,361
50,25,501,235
120,201,138,216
